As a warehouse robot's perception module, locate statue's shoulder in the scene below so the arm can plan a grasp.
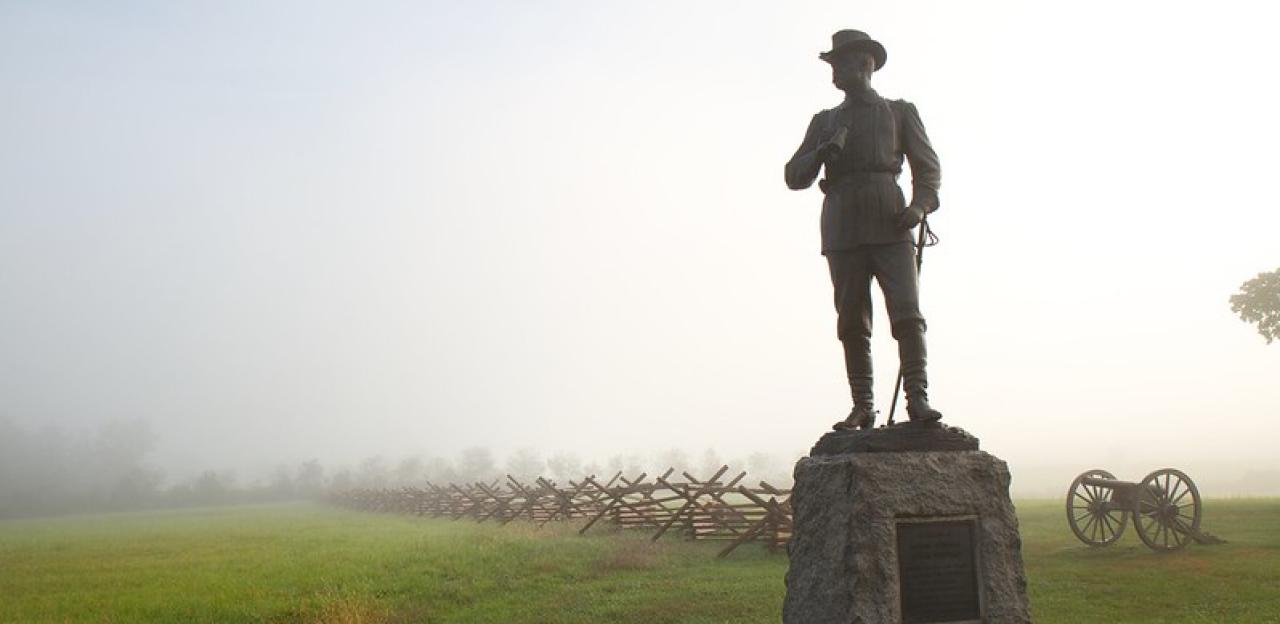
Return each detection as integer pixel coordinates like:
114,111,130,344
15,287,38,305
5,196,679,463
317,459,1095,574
886,99,928,128
802,107,839,133
887,98,925,116
887,97,915,111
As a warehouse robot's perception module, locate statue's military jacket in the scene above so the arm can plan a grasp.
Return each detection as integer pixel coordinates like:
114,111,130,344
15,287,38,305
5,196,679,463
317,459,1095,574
784,88,941,252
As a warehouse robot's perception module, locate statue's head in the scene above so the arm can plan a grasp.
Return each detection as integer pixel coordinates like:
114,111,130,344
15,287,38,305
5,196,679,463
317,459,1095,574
819,30,886,92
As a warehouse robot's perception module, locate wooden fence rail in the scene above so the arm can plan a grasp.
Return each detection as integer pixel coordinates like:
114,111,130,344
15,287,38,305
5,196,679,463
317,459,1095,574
328,465,791,557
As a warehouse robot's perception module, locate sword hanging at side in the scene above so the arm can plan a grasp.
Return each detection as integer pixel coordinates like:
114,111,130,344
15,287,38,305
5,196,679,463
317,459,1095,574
886,215,936,426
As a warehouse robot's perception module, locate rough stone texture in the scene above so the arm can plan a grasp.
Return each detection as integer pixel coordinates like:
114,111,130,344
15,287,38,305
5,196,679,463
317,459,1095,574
812,421,979,456
783,450,1031,624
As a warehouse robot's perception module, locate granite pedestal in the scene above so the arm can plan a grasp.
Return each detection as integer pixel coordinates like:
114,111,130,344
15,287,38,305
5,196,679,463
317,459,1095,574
783,422,1031,624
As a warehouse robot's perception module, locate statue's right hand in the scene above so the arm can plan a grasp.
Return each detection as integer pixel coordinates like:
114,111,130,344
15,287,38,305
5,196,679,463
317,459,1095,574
817,141,842,162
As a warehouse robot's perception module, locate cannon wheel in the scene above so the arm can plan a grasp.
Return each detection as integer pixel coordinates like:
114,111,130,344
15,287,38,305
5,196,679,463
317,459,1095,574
1134,468,1201,551
1066,469,1128,546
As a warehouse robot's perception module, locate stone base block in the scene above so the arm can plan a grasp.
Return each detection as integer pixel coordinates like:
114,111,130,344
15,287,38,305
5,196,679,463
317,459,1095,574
783,448,1031,624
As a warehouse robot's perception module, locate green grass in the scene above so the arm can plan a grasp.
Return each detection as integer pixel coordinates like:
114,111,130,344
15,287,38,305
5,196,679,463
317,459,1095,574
1,499,1278,623
1020,498,1280,623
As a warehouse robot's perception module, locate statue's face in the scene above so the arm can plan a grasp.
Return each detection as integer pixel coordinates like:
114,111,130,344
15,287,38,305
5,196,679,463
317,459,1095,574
831,50,875,91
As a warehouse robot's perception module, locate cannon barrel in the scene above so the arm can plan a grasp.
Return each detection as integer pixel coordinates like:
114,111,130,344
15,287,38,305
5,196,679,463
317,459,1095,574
1079,476,1132,490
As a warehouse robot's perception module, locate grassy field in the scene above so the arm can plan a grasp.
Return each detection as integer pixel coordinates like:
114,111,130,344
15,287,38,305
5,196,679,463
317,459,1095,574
1,499,1278,623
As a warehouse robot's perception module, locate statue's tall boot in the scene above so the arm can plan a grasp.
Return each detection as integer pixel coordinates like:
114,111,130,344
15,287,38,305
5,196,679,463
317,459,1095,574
833,335,876,430
896,321,943,423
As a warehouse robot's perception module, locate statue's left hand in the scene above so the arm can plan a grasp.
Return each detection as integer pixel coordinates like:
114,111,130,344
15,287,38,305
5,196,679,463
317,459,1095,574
898,205,925,230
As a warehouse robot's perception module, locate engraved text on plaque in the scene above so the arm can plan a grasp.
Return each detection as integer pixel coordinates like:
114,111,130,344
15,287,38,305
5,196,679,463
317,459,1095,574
896,518,982,624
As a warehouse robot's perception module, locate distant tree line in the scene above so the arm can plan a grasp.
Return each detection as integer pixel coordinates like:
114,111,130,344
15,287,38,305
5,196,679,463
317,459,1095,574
323,446,794,495
0,417,796,519
0,418,329,518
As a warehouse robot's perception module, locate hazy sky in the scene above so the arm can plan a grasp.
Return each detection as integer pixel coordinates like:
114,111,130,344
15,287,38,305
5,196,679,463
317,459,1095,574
2,1,1277,489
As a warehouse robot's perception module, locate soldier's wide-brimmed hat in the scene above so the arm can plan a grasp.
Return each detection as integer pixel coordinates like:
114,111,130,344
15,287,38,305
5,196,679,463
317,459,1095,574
819,29,887,71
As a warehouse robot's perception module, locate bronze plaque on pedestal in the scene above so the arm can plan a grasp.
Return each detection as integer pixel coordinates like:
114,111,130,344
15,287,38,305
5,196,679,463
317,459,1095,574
896,517,982,624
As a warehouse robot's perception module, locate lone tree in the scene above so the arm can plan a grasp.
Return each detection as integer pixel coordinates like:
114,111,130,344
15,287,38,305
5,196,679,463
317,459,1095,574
1230,268,1280,344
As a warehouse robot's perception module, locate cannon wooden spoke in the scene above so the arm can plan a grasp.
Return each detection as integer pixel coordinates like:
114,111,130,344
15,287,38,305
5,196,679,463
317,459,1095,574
1134,468,1201,552
1066,469,1127,546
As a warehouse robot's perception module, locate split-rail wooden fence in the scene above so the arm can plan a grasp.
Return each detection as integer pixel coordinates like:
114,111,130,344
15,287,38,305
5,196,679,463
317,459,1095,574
328,465,792,558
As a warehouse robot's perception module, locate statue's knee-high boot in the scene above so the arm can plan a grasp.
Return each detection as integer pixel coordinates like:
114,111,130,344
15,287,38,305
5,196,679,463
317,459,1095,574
836,335,876,430
895,320,943,422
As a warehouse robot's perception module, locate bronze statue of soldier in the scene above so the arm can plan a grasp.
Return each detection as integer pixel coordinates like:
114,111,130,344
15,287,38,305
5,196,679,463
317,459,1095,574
785,30,943,430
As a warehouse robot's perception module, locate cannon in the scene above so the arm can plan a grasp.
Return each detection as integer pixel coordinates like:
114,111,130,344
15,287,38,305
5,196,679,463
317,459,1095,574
1066,468,1223,551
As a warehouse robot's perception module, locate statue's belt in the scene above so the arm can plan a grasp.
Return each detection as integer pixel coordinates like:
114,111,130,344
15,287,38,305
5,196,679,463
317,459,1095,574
819,171,898,193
